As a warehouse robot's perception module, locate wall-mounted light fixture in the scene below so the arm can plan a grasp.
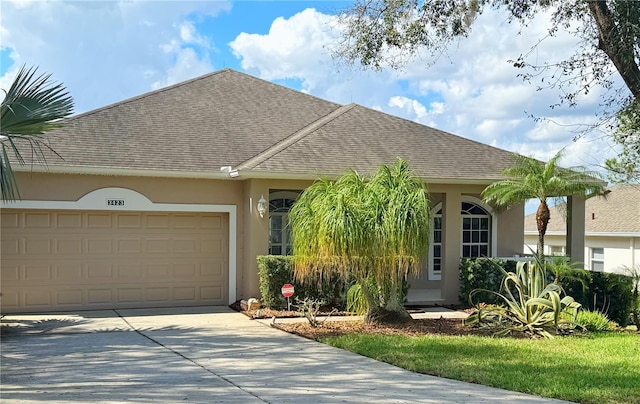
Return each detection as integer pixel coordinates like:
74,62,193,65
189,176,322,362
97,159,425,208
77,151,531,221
257,195,267,218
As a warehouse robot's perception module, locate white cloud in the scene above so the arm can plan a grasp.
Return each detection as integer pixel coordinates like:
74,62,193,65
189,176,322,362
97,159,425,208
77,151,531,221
151,47,213,90
226,6,615,172
0,0,231,113
0,2,621,176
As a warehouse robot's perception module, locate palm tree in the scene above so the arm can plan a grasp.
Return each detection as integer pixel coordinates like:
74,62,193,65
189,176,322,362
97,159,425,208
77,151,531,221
289,159,430,324
1,65,74,201
482,149,605,259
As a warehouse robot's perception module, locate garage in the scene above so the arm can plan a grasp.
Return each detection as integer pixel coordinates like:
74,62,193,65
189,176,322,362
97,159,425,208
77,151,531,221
1,209,229,313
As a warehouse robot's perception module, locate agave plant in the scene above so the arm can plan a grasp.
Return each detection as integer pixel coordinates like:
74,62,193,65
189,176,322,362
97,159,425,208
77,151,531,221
464,260,581,338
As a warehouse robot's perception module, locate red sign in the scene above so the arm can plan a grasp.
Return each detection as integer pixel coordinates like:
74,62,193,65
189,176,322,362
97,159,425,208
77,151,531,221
281,283,295,298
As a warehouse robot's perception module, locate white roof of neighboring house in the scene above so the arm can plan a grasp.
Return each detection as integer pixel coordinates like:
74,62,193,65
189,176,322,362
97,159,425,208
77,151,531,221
524,184,640,236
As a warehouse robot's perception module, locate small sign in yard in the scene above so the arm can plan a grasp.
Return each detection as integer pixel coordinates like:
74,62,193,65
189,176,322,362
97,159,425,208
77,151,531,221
281,283,295,297
281,283,295,311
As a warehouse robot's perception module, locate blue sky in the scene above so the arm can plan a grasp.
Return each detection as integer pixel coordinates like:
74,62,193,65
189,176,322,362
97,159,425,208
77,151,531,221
0,0,623,177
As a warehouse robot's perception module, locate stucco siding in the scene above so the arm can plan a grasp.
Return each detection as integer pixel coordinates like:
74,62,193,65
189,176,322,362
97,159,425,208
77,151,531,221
525,234,639,274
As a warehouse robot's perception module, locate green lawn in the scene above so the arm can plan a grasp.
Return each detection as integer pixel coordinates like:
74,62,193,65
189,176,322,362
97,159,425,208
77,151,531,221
321,332,640,404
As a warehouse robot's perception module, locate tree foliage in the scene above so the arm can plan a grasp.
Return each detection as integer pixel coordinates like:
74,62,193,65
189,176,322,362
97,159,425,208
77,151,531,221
334,0,640,176
1,65,74,200
481,149,605,258
289,159,430,324
605,100,640,182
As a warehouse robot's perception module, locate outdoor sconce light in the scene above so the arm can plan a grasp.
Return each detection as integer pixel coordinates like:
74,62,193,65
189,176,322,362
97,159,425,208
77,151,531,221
257,195,267,218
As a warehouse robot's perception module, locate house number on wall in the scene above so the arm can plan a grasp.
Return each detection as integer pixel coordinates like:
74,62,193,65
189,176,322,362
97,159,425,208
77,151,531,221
107,199,125,207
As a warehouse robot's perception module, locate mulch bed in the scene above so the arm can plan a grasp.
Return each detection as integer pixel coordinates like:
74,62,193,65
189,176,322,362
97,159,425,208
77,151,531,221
274,317,499,340
229,301,517,340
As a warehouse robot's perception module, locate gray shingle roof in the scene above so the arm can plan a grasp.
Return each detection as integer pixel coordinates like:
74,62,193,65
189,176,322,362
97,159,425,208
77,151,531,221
27,68,518,181
37,69,340,173
524,184,640,234
241,104,515,180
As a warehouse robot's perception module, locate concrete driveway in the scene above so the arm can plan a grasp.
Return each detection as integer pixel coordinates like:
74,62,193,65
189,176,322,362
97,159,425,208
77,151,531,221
1,307,569,403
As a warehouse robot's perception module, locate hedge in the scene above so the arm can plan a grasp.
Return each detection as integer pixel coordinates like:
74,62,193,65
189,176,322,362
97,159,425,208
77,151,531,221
554,267,633,326
256,255,350,309
460,257,634,326
459,258,516,306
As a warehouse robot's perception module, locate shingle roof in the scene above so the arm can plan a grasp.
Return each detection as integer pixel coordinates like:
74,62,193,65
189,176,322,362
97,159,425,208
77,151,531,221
524,184,640,234
28,68,518,181
241,104,515,180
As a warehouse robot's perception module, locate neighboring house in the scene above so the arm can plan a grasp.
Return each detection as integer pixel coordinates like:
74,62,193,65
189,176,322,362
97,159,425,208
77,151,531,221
524,184,640,274
0,69,587,313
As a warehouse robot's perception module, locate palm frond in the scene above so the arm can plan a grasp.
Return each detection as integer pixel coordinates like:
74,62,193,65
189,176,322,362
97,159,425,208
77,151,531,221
0,65,74,201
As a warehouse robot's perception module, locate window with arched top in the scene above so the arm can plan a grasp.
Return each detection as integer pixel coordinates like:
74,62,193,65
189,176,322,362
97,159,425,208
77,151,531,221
461,201,491,258
268,191,299,255
429,198,493,280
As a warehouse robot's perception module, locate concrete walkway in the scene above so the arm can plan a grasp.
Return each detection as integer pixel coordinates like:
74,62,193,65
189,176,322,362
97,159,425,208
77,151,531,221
1,307,569,403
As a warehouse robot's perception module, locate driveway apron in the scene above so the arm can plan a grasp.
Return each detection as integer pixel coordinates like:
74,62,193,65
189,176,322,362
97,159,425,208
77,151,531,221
1,307,569,403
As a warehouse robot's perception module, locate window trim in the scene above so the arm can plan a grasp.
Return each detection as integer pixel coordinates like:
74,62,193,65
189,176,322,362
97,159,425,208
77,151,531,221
428,196,497,281
590,247,605,272
268,190,300,256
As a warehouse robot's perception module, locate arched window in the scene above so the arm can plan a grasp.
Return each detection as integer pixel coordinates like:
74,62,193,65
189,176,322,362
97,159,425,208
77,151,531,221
268,191,299,255
461,201,491,258
429,197,494,280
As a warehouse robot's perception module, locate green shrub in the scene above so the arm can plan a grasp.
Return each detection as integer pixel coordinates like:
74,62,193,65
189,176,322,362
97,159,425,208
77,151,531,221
589,272,633,327
256,255,350,309
576,310,617,332
460,257,634,326
346,283,368,315
552,265,634,327
459,258,516,306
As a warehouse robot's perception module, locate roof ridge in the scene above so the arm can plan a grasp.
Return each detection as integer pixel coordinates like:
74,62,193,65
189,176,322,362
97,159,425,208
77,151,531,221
236,103,357,170
62,69,233,121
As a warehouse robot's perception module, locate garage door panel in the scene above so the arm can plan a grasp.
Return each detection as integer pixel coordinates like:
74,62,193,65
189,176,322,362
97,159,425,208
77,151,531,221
25,212,51,228
87,289,113,304
24,264,53,281
202,286,223,300
116,238,142,254
173,239,197,253
56,264,83,282
117,263,143,279
200,260,225,277
87,262,114,280
24,289,52,307
1,210,228,313
87,213,112,228
55,212,83,228
146,264,171,279
116,214,141,228
2,238,20,255
25,238,52,255
57,290,83,306
1,211,19,227
201,214,223,230
3,264,20,281
87,238,114,254
55,238,83,254
147,239,170,253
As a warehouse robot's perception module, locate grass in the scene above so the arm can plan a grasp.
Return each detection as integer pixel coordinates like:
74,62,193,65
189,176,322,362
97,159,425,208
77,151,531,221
320,332,640,404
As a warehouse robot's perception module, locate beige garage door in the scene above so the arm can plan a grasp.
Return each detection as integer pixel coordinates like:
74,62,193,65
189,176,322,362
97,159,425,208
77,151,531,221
1,210,228,313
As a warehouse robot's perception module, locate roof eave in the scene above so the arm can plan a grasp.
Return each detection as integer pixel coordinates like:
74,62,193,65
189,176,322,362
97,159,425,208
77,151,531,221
14,165,233,180
15,164,505,185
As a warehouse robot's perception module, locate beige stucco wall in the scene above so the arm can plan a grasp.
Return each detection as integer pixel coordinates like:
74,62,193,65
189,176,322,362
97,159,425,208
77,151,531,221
9,173,528,305
496,202,525,257
241,178,314,299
